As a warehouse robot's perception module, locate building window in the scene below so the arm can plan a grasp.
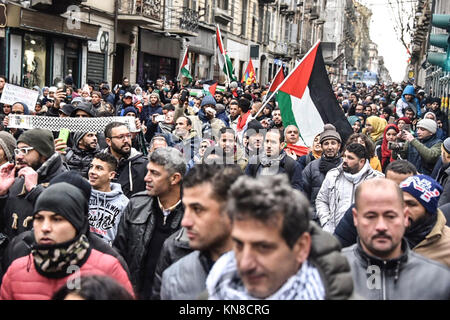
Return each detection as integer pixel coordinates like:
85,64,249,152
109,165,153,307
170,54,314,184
218,0,228,10
241,0,248,36
23,34,46,89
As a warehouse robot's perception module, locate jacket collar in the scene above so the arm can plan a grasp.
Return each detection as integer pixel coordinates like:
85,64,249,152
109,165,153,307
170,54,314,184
415,210,446,248
355,237,409,269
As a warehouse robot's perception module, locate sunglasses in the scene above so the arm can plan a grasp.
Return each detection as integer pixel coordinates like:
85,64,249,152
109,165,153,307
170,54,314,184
14,147,34,156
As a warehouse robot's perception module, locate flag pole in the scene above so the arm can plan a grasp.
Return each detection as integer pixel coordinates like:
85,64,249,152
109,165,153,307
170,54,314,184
263,65,284,103
177,45,188,82
217,24,231,86
254,40,321,119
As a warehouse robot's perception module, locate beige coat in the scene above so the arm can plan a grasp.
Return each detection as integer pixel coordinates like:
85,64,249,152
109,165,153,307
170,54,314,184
414,210,450,268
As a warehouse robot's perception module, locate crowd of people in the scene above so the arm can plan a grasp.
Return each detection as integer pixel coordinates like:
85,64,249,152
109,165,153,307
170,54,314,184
0,73,449,300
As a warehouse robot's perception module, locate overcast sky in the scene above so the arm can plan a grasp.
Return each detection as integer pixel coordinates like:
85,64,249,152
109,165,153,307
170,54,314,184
358,0,415,82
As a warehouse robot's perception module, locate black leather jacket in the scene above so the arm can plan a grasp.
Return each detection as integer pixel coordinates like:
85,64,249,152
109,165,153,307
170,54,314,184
113,192,184,297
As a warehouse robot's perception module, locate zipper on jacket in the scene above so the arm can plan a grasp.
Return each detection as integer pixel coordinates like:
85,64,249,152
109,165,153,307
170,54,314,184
382,261,387,300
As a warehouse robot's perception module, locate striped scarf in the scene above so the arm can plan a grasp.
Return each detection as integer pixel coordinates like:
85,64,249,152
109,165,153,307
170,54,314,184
206,251,325,300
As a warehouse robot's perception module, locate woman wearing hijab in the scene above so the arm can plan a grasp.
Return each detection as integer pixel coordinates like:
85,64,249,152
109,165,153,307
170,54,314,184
347,115,362,133
376,123,400,173
363,115,387,145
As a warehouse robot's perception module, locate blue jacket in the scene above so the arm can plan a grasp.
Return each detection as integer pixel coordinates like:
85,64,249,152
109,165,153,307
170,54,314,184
333,205,357,249
401,85,421,117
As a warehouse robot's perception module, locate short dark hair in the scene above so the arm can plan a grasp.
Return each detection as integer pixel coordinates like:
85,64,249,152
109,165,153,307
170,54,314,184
238,98,251,113
265,128,284,143
104,122,128,138
345,143,367,160
93,152,118,172
227,175,310,248
219,127,235,136
183,164,242,204
52,275,133,300
385,160,417,175
345,133,375,158
0,75,7,82
178,116,192,126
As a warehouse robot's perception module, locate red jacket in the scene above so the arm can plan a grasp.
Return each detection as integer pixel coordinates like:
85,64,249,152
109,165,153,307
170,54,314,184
0,249,134,300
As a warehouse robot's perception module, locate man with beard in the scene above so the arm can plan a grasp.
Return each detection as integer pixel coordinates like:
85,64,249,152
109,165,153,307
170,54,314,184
0,129,68,239
113,147,185,299
173,116,200,163
243,119,264,160
343,178,450,299
217,128,247,171
245,128,302,190
102,122,148,198
400,175,450,267
270,107,284,136
302,124,343,221
64,132,99,178
316,143,383,233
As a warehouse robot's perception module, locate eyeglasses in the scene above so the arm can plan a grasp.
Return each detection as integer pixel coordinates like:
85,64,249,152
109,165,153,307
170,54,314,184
14,147,34,156
110,133,132,140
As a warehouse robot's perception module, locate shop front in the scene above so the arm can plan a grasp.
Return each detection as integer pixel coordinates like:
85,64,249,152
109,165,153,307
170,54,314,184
138,28,181,85
5,2,100,89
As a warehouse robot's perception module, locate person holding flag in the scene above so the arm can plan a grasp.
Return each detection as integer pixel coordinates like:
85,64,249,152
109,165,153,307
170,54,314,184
177,47,193,85
241,59,256,86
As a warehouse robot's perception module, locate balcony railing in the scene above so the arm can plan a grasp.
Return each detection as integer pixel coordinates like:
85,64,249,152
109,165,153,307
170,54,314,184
118,0,162,22
164,6,199,36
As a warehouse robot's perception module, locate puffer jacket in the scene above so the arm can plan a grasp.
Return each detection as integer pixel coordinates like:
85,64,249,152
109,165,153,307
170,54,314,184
113,192,184,298
151,227,192,300
160,250,212,300
316,161,384,233
302,157,343,217
0,230,131,285
0,153,68,239
342,239,450,300
101,147,148,199
0,249,134,300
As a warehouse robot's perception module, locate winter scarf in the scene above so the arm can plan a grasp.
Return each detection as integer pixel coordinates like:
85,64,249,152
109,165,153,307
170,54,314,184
206,251,325,300
343,160,371,184
380,124,399,168
319,155,342,174
404,213,437,249
31,233,91,279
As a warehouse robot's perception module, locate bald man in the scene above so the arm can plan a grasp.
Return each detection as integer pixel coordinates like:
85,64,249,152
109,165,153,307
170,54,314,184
342,178,450,300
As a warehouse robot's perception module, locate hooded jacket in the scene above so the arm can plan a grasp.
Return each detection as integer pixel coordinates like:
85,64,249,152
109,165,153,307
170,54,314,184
102,147,148,199
316,161,384,233
65,132,100,178
89,183,129,245
396,85,421,118
342,239,450,300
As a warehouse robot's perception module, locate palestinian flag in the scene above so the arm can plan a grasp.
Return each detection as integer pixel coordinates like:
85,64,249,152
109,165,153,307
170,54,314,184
241,59,256,85
216,25,237,82
275,41,352,147
178,48,193,83
267,66,285,94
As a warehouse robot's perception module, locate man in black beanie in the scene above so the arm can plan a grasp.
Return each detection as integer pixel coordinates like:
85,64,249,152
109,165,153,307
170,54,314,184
0,128,68,239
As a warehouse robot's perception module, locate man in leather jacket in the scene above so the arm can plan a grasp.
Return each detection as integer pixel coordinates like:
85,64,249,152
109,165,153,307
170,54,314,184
343,178,450,299
113,147,186,300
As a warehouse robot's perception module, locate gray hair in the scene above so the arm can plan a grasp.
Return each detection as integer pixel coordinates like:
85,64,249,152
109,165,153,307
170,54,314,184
149,147,187,177
227,174,311,248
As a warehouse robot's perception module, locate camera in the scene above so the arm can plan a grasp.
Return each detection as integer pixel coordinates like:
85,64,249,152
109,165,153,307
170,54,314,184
388,141,405,151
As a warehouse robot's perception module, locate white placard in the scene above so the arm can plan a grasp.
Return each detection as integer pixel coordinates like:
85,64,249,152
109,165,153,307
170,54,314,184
0,83,39,112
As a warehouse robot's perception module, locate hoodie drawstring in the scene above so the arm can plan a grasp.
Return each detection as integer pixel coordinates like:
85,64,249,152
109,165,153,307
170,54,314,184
128,161,133,193
11,213,18,230
394,260,401,283
23,216,33,228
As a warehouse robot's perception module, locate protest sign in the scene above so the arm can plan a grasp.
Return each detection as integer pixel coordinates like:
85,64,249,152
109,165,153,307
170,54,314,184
0,83,40,112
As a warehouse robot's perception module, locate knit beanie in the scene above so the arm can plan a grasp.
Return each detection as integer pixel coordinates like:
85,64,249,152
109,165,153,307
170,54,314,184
399,175,442,215
49,171,92,202
123,106,137,116
416,119,437,134
34,182,89,235
17,128,55,159
0,131,16,162
319,124,342,144
443,137,450,154
201,95,216,107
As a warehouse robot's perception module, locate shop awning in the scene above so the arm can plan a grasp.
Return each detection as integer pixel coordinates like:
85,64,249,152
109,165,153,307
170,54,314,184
7,3,100,41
